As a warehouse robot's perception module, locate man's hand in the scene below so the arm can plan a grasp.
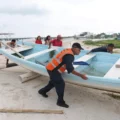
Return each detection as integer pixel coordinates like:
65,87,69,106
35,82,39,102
72,70,88,80
80,74,88,80
48,42,52,49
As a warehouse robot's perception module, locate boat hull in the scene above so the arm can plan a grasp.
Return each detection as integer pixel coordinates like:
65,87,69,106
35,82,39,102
0,43,120,93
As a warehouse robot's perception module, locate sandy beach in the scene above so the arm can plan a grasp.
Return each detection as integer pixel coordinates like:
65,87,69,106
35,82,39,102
0,39,120,120
63,39,120,53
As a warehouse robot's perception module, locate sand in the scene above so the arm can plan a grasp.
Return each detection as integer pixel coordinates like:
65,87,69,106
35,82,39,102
0,39,120,120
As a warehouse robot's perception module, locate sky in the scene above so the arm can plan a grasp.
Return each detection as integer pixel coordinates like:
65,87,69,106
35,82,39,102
0,0,120,37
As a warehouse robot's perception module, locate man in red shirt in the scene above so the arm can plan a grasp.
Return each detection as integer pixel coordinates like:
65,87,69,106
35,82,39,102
49,35,62,48
49,35,62,58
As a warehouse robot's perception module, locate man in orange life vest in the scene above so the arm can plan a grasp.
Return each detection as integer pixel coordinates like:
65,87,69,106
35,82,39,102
38,43,88,108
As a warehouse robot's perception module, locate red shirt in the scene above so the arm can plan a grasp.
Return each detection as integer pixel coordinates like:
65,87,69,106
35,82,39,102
35,39,42,44
51,39,62,46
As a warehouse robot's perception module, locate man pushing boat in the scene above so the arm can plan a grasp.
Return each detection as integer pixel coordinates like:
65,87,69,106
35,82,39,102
38,43,88,108
88,43,114,54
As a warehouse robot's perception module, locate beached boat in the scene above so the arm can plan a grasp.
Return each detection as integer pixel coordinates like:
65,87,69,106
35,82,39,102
0,41,120,93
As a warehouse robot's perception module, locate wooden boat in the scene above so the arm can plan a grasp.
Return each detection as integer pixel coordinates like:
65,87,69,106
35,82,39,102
0,41,120,93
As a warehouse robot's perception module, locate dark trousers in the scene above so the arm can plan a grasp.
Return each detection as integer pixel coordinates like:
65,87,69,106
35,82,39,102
40,70,65,103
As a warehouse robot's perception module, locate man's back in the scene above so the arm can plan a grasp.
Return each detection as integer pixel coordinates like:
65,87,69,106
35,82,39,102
51,39,62,47
90,46,107,52
52,54,74,73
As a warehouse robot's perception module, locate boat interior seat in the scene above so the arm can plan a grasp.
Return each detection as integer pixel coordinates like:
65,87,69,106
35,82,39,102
104,58,120,79
73,53,96,68
24,48,56,60
4,45,33,54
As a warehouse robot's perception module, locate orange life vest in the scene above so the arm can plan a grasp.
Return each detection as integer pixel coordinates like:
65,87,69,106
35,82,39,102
46,48,74,73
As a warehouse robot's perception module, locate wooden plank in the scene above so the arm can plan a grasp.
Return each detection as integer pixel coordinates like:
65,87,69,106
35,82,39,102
24,48,56,60
0,108,63,114
104,58,120,78
73,54,96,68
1,42,25,58
5,46,33,54
19,72,40,83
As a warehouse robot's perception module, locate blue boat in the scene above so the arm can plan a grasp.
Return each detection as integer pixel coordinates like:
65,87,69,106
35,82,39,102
0,41,120,93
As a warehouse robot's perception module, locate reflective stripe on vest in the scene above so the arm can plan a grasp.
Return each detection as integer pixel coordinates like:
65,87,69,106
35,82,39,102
46,48,74,73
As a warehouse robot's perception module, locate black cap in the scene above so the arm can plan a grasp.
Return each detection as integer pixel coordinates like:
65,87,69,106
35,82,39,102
72,42,82,49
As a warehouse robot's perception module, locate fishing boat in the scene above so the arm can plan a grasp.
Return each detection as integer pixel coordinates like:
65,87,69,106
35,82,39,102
0,41,120,93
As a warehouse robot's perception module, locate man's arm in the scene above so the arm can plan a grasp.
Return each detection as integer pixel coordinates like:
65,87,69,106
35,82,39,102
63,54,74,73
49,42,52,49
60,41,62,46
87,47,101,54
90,48,98,52
108,49,113,53
5,42,10,49
49,40,53,49
87,48,96,54
7,42,10,45
63,55,88,80
72,70,87,80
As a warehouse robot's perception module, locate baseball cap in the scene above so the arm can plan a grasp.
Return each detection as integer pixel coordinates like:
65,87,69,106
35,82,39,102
72,43,82,49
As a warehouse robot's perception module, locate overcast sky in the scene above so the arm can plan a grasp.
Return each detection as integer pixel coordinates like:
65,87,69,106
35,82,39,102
0,0,120,37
